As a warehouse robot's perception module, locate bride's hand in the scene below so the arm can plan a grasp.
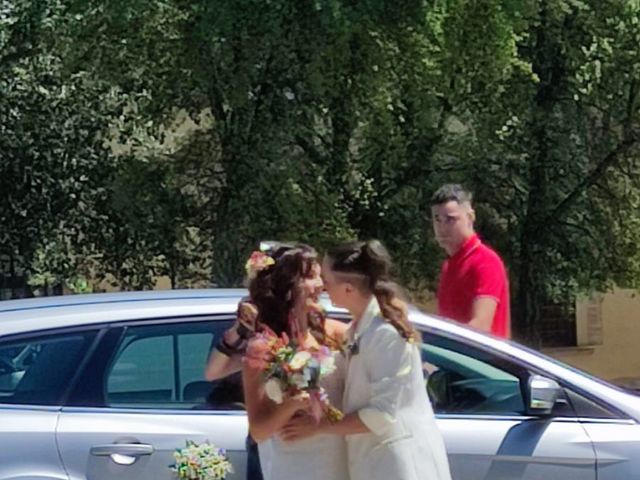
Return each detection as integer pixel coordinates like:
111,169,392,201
279,414,322,442
282,391,311,415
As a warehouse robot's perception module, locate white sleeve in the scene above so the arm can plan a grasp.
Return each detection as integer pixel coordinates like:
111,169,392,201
357,325,414,436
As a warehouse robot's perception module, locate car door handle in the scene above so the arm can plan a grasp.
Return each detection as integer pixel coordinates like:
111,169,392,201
90,443,154,457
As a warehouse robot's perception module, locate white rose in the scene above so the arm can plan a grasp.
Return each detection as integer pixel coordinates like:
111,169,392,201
288,351,312,370
264,378,284,404
320,355,336,375
291,372,310,389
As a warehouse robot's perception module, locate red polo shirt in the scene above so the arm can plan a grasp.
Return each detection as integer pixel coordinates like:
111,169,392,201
437,234,510,338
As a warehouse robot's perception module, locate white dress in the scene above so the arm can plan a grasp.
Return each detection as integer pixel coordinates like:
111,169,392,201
257,350,349,480
342,298,452,480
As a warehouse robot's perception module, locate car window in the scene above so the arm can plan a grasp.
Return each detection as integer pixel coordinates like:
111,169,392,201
564,388,621,419
0,332,95,405
421,335,526,415
105,320,238,409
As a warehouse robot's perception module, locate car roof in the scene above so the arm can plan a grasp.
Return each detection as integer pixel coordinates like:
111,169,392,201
1,289,639,419
0,289,247,336
0,288,567,365
0,289,248,313
0,289,353,337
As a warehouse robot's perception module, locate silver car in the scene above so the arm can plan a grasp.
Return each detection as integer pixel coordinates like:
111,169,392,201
0,289,639,480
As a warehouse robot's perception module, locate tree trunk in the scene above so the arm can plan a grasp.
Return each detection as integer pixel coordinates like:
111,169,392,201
513,2,559,346
210,135,254,287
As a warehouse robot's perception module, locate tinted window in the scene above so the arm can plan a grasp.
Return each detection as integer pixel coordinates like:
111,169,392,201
421,335,526,415
565,388,621,419
0,332,95,405
105,320,236,409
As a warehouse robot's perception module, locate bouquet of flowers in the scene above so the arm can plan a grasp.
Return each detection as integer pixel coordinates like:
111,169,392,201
170,440,233,480
245,326,344,422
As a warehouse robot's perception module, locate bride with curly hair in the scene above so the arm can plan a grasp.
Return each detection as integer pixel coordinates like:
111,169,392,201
242,242,349,480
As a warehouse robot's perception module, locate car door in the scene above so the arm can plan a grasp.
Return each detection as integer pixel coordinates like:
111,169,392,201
0,330,97,480
421,332,596,480
57,317,248,480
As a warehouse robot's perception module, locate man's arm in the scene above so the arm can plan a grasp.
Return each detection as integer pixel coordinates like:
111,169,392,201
468,296,498,333
469,254,505,334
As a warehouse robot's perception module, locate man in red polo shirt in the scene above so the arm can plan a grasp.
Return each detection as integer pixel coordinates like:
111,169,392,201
431,184,510,338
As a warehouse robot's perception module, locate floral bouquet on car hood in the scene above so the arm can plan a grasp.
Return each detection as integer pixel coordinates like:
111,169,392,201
245,325,343,423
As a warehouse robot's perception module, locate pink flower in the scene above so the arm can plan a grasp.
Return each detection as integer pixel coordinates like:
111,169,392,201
245,251,275,279
245,335,271,369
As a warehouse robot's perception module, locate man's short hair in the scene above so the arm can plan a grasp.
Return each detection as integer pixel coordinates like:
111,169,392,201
430,184,473,206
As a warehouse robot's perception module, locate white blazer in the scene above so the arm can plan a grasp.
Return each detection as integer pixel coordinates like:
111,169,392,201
343,298,452,480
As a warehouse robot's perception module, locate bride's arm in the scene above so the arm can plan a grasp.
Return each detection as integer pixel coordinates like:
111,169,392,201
242,362,309,442
280,410,370,442
325,318,348,340
282,325,413,441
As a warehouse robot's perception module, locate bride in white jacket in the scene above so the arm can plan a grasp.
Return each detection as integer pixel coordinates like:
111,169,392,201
281,240,452,480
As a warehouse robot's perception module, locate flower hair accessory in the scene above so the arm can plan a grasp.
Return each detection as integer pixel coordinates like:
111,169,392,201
245,251,275,280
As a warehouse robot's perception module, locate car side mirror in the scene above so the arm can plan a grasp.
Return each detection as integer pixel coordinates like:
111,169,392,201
527,375,562,415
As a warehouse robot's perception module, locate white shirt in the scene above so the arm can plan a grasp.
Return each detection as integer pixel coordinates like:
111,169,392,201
342,297,452,480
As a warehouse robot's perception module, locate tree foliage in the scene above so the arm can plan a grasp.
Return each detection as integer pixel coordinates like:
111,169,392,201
1,0,122,293
2,0,640,345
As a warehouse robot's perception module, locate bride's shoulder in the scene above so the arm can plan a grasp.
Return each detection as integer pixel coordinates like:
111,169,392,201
324,318,348,340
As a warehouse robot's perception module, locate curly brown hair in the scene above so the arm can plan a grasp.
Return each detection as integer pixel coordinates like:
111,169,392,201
248,243,336,347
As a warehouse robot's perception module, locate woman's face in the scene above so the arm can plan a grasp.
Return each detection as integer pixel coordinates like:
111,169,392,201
321,256,349,308
300,261,324,304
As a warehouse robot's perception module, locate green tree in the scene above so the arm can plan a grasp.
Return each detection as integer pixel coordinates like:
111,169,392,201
6,0,640,348
435,0,640,343
0,0,123,296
